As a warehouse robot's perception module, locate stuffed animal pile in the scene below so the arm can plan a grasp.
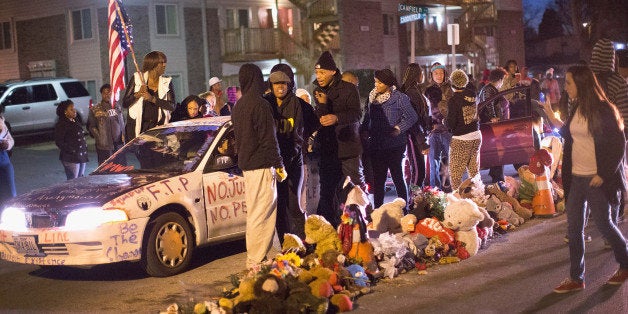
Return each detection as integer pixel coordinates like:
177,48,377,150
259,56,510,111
164,166,568,313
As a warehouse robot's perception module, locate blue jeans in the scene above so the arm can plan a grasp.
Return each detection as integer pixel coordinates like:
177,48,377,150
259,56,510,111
566,175,628,283
0,151,16,205
62,161,86,180
428,132,451,190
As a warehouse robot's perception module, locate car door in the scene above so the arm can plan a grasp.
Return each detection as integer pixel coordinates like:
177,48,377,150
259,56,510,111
201,128,246,240
29,84,59,131
1,86,33,133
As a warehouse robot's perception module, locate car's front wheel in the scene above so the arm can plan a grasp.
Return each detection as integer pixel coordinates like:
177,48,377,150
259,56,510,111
141,212,194,277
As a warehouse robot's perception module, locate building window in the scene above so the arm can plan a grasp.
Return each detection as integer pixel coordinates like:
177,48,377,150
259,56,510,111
81,80,97,102
71,8,92,40
156,4,178,35
0,21,12,50
383,14,394,36
226,9,250,29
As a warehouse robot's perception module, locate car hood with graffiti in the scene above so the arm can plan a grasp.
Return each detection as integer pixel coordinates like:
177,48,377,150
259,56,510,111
4,173,173,213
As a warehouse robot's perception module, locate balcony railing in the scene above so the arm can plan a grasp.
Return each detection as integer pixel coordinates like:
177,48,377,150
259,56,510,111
223,28,280,61
309,0,337,18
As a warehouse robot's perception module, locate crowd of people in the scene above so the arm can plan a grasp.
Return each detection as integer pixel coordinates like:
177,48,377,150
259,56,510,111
0,40,626,287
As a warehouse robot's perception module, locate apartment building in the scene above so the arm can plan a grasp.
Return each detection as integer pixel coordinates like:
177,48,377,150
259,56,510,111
0,0,523,102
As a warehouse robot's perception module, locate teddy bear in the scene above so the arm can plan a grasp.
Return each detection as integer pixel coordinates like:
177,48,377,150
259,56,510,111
457,173,489,207
476,206,495,247
486,182,533,220
485,195,524,226
282,233,306,255
283,276,329,314
218,276,257,313
400,214,418,233
304,215,343,257
369,198,406,236
441,194,484,256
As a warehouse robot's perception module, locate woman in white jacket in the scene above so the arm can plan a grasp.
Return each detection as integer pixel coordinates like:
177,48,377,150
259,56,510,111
122,51,175,140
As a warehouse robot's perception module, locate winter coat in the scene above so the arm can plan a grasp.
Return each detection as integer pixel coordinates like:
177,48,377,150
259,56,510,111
589,39,628,124
232,64,283,171
55,116,88,163
363,89,418,150
478,83,506,123
122,72,175,140
446,88,479,136
425,81,453,133
313,71,363,159
561,101,626,205
402,84,430,137
88,100,125,150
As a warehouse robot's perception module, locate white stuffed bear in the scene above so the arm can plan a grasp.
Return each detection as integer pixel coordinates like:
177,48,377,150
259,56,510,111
442,194,484,256
369,198,406,236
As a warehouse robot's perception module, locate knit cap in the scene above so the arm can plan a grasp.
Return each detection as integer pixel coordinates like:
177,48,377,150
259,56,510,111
315,51,338,71
431,63,446,73
374,69,398,87
449,69,468,89
590,38,615,73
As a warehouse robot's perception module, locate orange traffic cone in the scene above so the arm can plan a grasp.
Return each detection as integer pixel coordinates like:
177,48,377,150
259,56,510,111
532,167,556,217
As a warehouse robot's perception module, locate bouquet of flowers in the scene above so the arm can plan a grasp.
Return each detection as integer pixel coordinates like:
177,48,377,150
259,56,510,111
410,186,447,221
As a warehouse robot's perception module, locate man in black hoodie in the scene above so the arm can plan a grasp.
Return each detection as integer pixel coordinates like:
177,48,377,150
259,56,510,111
312,51,365,227
232,63,285,269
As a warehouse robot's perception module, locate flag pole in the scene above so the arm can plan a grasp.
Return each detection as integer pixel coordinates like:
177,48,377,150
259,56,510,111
113,0,144,85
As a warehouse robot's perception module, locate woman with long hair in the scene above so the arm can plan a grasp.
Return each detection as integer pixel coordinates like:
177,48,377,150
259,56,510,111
54,100,88,180
400,63,430,187
122,51,175,140
550,65,628,293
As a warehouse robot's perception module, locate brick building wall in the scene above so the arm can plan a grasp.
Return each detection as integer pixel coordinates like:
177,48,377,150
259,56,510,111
339,0,386,72
16,15,69,78
495,10,525,67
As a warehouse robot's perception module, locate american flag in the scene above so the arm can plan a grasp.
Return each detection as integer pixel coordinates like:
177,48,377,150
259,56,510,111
108,0,133,106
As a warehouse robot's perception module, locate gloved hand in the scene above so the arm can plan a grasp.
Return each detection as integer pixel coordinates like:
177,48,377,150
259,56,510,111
275,167,288,182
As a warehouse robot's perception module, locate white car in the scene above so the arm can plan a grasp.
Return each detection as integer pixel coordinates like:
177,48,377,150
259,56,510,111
0,116,246,276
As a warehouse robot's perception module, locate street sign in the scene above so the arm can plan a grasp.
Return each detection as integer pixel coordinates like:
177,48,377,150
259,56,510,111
398,4,428,15
400,13,423,24
447,24,460,45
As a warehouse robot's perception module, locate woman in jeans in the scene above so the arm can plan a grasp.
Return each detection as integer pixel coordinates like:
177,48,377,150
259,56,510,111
547,65,628,293
54,100,88,180
362,69,417,210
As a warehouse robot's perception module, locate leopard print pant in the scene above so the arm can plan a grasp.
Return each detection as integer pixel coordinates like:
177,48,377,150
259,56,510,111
449,138,482,190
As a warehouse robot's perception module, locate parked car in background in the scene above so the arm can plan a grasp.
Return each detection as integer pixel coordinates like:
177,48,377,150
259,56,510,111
478,85,542,168
0,77,92,135
0,116,245,277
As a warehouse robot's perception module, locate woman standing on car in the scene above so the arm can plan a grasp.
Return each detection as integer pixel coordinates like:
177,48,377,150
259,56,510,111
550,65,628,293
123,51,175,140
0,109,16,204
55,100,88,180
362,69,417,210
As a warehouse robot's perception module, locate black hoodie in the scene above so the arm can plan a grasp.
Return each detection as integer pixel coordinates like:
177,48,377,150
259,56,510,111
232,64,283,171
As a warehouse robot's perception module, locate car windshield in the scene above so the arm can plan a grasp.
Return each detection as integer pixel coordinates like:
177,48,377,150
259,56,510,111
92,125,219,175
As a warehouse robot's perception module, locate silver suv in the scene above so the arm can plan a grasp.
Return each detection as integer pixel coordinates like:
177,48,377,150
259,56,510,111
0,77,92,135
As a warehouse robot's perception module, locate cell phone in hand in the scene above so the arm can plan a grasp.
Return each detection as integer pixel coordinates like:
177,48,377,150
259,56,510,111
539,92,546,104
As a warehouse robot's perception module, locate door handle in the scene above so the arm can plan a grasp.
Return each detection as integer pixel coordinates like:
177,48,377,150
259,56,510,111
22,106,30,110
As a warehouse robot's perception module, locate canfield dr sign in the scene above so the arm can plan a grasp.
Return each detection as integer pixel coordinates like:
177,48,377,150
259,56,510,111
398,4,427,24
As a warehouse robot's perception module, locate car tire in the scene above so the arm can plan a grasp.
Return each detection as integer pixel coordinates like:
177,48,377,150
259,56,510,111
141,212,194,277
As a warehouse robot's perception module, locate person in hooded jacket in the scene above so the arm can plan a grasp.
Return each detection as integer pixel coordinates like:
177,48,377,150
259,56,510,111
264,69,319,242
232,63,285,269
590,38,628,222
362,69,417,210
424,62,453,192
312,51,365,227
446,70,481,190
88,84,125,165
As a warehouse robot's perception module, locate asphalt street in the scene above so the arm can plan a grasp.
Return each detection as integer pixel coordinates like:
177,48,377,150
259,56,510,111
2,135,627,313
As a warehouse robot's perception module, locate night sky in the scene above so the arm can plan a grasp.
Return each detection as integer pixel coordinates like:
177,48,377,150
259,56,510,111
523,0,553,30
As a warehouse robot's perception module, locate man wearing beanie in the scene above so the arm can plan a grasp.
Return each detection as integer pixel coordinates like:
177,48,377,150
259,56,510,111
424,62,453,192
264,69,319,242
590,38,628,223
445,70,481,190
231,63,285,269
312,50,365,227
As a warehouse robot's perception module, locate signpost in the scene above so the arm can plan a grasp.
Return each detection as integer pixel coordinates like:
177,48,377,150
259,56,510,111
399,4,428,64
447,24,460,72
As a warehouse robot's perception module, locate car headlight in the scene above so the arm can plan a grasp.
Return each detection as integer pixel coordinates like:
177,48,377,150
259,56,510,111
0,207,27,232
64,207,129,230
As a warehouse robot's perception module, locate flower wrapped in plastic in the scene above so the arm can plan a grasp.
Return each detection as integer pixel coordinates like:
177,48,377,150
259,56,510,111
410,186,447,221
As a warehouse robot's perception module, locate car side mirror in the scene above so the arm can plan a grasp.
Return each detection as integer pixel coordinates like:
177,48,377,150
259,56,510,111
211,155,235,170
